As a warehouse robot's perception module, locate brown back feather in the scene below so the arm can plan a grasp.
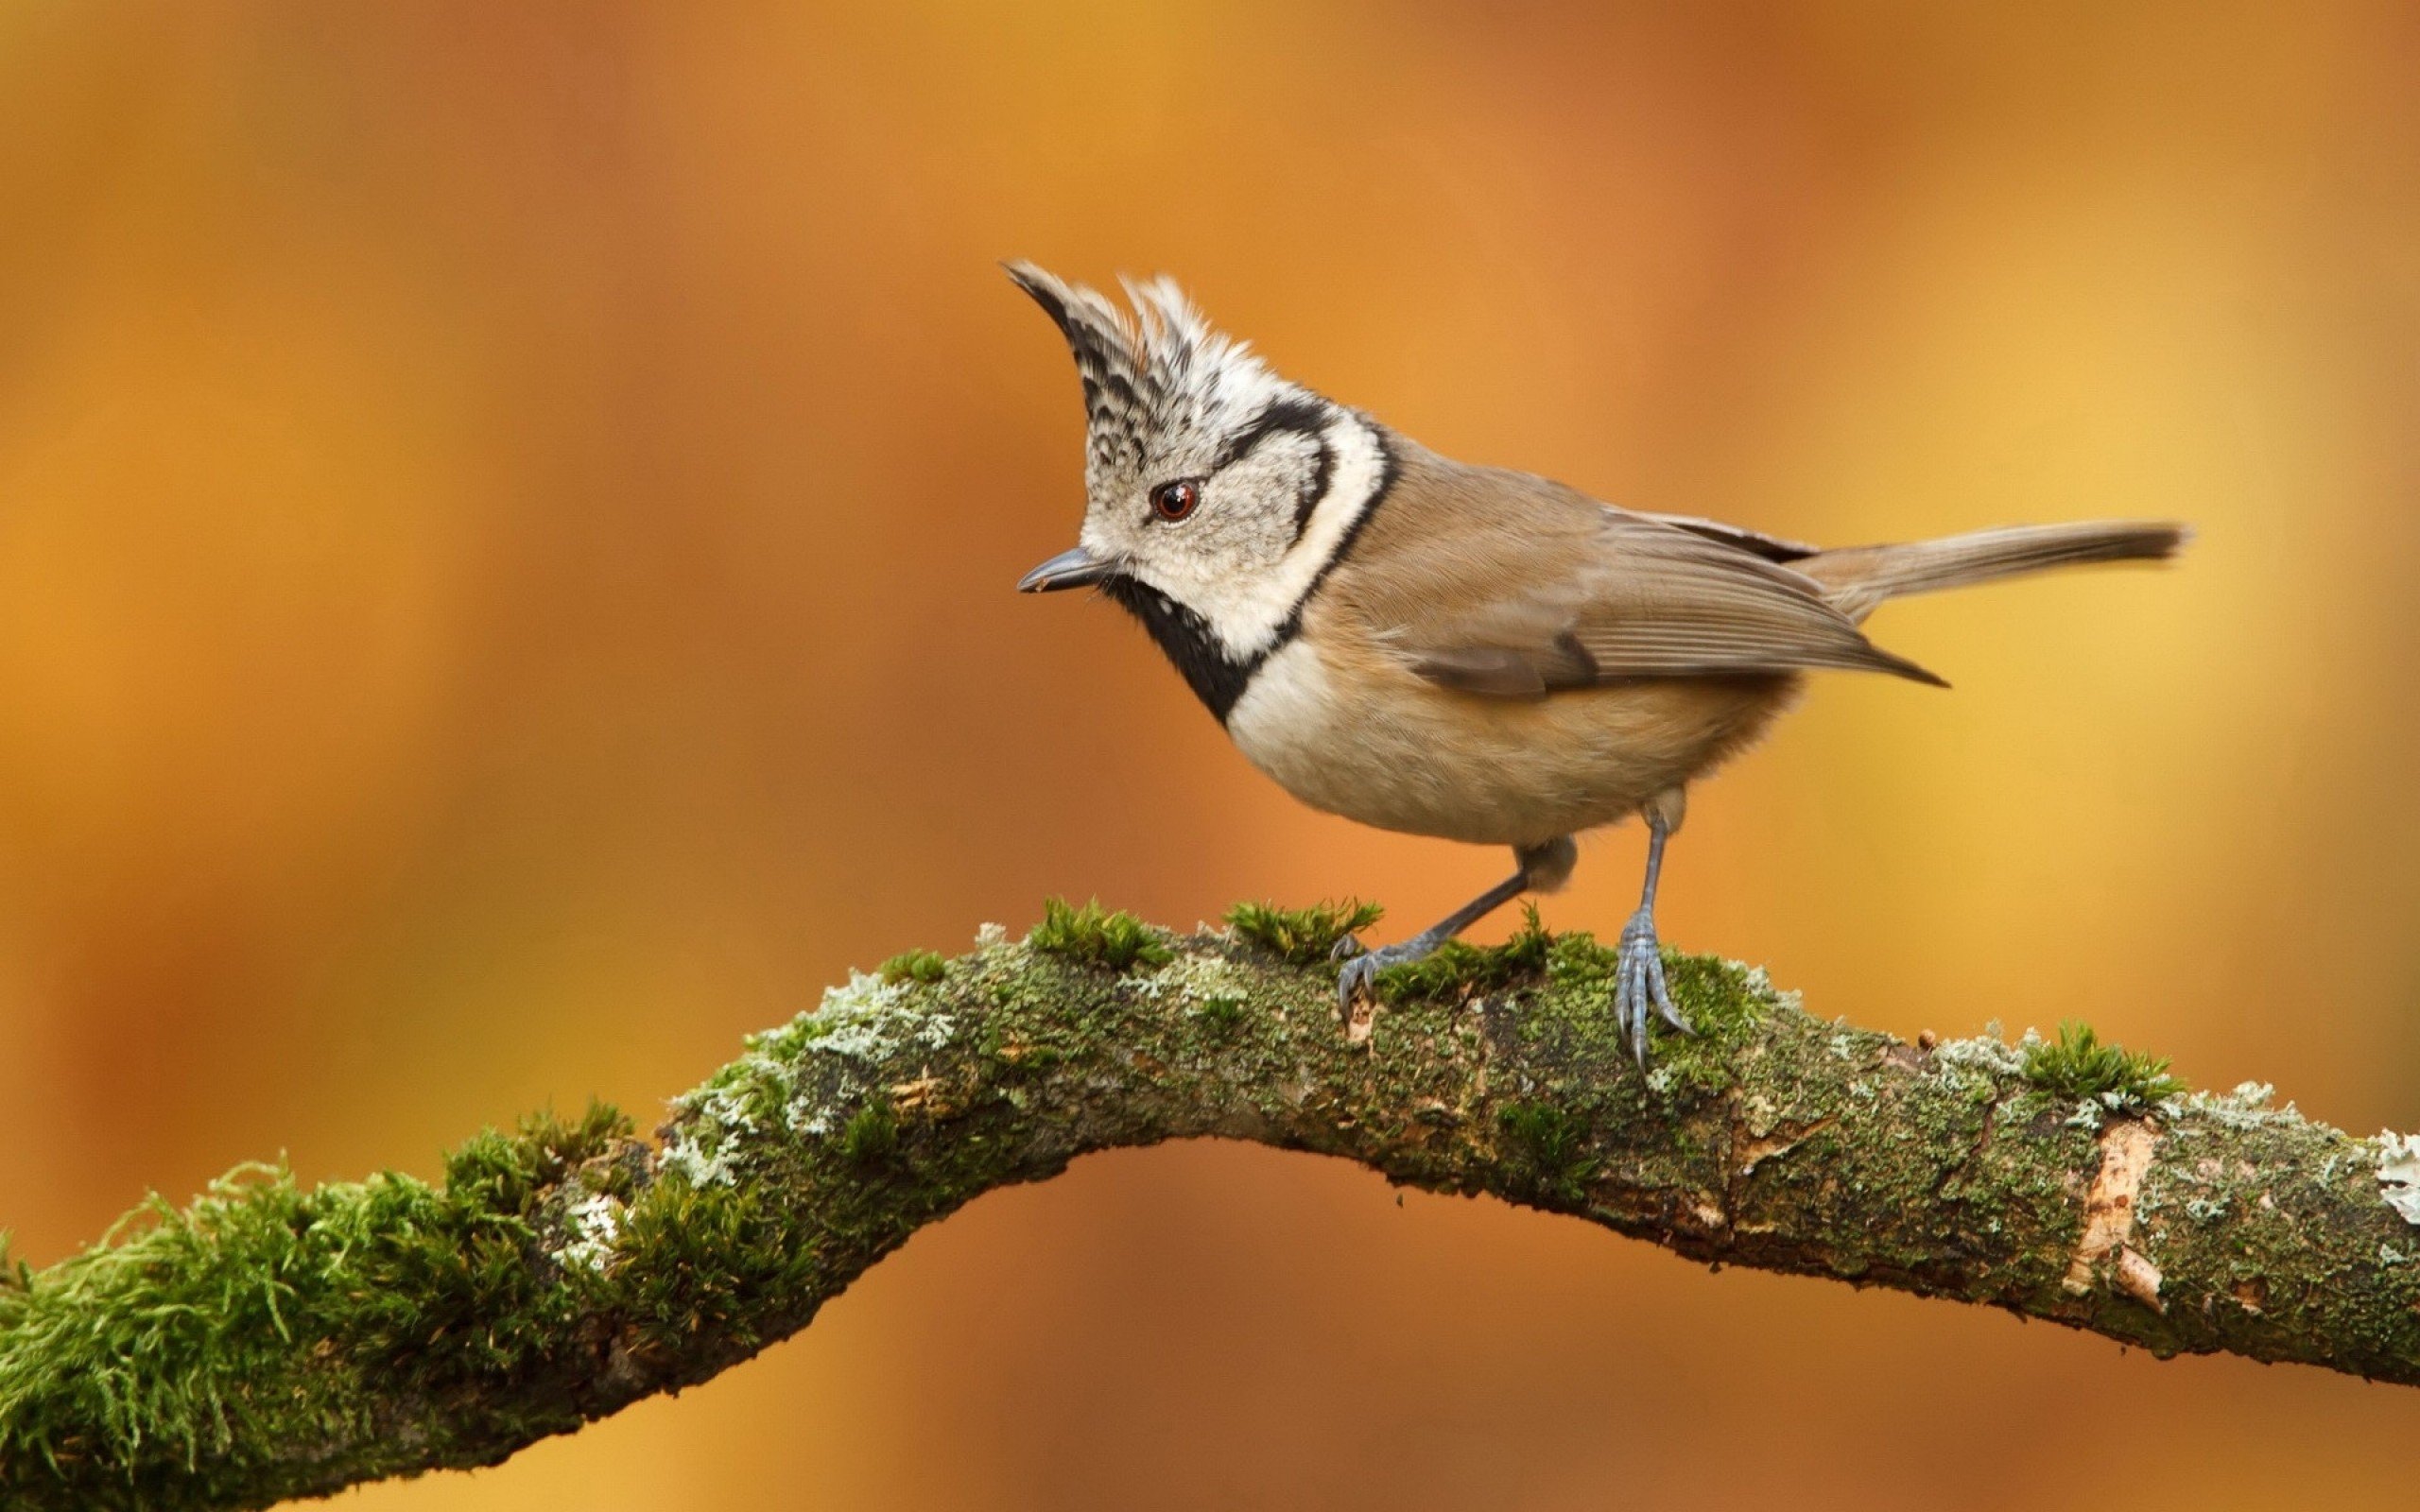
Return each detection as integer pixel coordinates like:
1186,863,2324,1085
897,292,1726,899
1330,440,1944,696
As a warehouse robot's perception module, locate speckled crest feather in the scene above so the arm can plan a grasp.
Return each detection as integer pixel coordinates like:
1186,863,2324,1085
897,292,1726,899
1003,261,1292,501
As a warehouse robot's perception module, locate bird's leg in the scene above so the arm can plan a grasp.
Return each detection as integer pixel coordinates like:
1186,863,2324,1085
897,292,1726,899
1333,837,1576,1015
1615,802,1692,1067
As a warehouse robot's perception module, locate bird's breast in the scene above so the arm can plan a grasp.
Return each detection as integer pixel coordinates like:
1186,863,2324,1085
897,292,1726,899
1224,637,1795,847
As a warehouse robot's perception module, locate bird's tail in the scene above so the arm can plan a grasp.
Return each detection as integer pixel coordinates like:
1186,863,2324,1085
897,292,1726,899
1800,521,2187,623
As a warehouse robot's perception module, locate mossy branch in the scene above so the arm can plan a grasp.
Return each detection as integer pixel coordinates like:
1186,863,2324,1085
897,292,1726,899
8,904,2420,1509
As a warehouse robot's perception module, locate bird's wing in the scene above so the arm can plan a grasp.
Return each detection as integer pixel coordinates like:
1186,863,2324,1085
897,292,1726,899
1369,507,1943,697
1636,510,1821,563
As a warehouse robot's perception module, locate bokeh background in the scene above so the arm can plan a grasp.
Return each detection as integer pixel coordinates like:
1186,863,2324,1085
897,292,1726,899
3,2,2417,1506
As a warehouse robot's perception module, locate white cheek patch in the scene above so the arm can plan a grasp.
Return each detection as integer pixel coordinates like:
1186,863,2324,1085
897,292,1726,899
1179,413,1388,661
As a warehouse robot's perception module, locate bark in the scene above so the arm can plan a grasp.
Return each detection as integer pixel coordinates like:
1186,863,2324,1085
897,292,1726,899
5,916,2419,1510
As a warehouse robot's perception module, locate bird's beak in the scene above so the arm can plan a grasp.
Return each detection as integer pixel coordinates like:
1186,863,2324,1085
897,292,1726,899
1017,544,1113,593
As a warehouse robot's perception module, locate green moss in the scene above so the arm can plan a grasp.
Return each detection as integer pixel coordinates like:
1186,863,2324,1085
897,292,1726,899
1497,1099,1599,1203
2022,1021,2184,1106
1631,952,1772,1083
0,1101,649,1503
442,1101,632,1218
1375,906,1555,1004
1224,898,1385,966
838,1103,899,1163
1028,898,1172,971
609,1173,820,1360
877,950,949,986
1193,995,1247,1037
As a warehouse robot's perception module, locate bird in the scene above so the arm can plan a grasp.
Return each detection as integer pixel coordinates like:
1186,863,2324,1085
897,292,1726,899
1005,261,2185,1064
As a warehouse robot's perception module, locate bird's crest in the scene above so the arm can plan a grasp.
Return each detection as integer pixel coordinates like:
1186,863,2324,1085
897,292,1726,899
1004,261,1291,487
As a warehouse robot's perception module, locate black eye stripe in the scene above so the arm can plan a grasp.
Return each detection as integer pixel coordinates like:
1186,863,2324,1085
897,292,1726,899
1211,398,1328,472
1293,437,1336,538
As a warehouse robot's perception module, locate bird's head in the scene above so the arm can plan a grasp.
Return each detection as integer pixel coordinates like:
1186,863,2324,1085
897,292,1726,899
1007,262,1391,676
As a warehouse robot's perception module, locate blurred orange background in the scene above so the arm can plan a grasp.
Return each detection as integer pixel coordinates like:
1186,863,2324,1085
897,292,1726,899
3,2,2417,1506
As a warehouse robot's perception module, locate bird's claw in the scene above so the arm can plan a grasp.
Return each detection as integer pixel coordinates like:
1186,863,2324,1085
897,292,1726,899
1615,908,1690,1068
1333,934,1434,1019
1336,954,1381,1017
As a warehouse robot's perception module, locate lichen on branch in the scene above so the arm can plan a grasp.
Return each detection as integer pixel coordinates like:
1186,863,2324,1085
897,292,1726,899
5,902,2420,1511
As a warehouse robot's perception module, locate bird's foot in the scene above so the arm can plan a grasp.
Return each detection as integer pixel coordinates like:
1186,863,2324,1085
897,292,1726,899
1616,907,1691,1067
1331,930,1444,1017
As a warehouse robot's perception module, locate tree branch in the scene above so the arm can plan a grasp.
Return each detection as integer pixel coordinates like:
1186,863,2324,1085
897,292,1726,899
7,906,2419,1509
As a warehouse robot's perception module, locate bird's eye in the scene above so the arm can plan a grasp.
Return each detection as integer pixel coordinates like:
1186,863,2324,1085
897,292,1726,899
1149,479,1201,523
